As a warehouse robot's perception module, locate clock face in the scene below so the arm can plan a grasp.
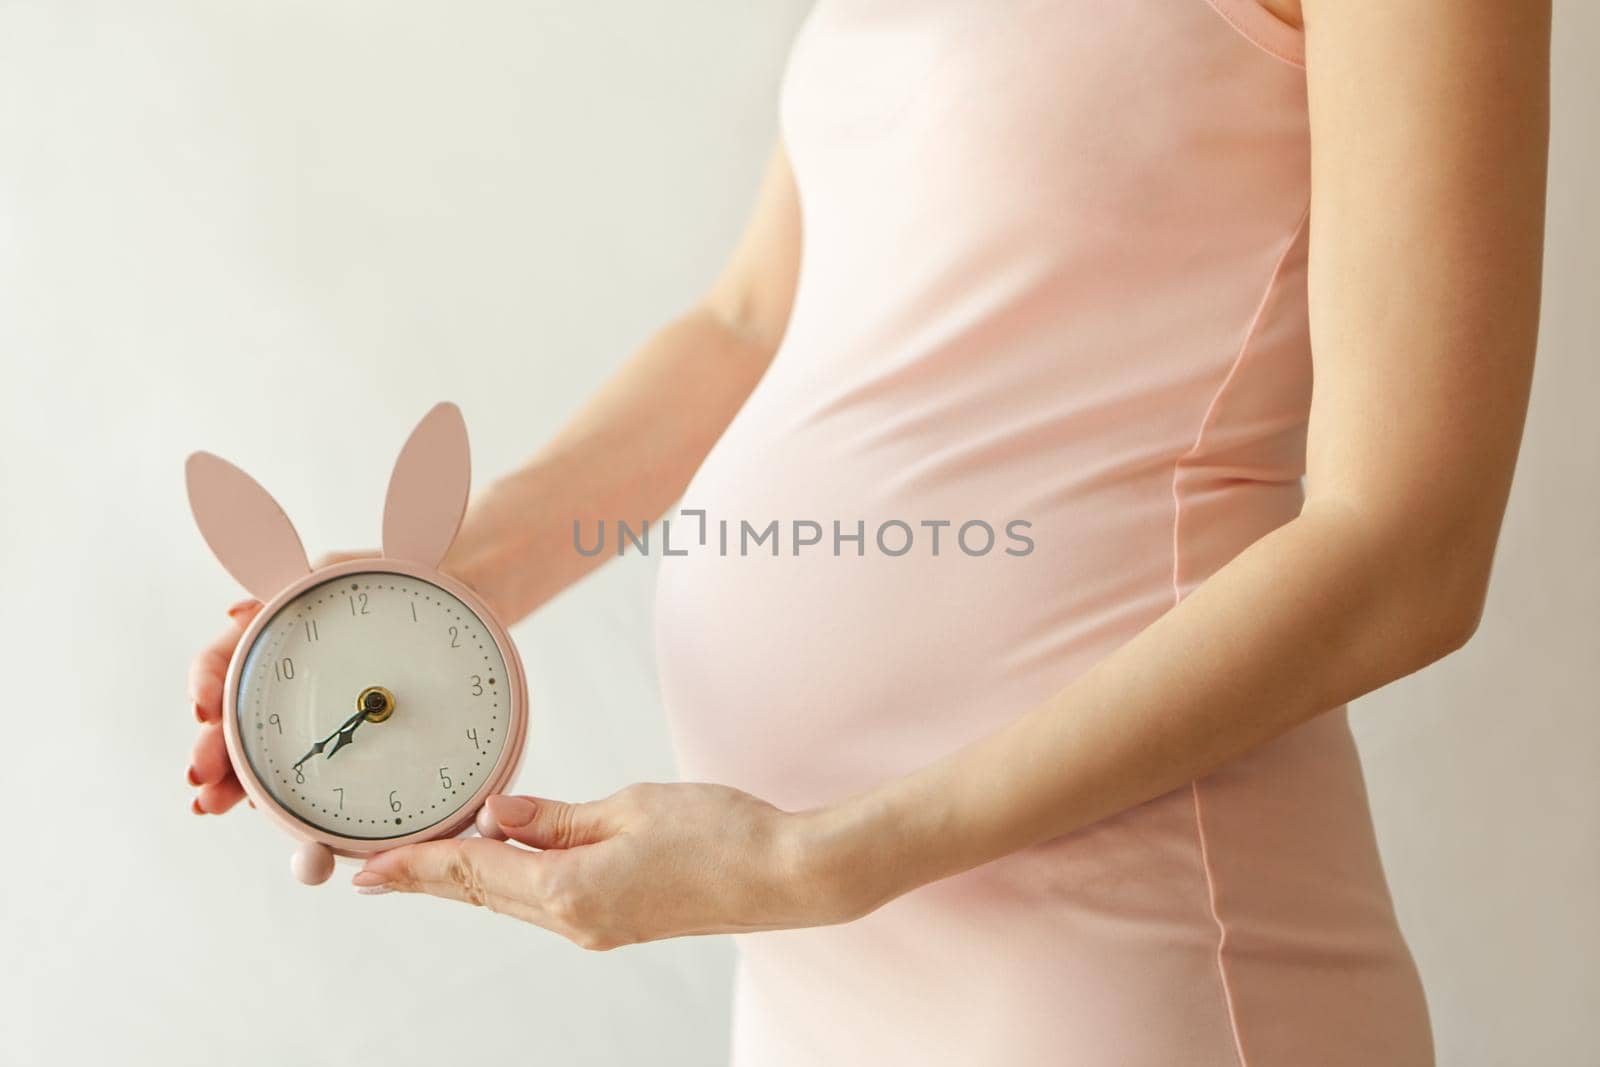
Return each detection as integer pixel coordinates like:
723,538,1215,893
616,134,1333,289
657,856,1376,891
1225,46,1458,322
235,571,512,840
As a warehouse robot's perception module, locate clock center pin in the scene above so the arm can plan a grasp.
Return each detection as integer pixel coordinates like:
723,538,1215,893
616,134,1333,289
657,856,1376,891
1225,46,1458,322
359,685,396,723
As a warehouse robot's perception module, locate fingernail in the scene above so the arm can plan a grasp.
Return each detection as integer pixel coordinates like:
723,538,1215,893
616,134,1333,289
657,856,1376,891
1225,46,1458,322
191,798,205,815
186,766,201,787
225,599,257,619
486,795,536,828
352,870,390,893
193,701,206,723
354,884,394,896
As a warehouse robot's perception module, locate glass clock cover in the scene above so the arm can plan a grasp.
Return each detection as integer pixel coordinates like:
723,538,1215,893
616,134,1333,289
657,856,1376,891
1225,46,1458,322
237,572,511,839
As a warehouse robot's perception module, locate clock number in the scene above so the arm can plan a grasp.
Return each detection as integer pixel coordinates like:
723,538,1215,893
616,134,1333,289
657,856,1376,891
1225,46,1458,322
388,790,402,813
333,786,344,810
466,727,480,751
349,592,369,616
448,625,461,648
303,619,319,642
267,712,283,734
469,674,484,696
273,657,295,682
294,766,305,785
438,767,453,791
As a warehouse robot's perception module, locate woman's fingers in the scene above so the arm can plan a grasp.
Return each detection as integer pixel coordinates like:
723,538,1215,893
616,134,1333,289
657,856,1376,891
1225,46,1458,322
484,794,607,851
189,600,260,723
353,839,553,924
194,776,246,814
189,723,231,786
352,840,624,948
187,645,227,724
185,601,257,809
186,600,259,810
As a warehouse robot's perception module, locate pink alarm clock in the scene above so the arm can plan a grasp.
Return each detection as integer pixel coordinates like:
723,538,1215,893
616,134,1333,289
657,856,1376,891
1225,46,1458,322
185,402,527,885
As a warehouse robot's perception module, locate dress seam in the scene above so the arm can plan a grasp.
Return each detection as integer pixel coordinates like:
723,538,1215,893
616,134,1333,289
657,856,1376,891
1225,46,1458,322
1169,201,1312,1067
1199,0,1307,68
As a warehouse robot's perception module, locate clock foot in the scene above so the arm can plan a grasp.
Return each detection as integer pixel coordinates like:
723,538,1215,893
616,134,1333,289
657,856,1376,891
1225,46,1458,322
291,841,336,885
475,803,507,841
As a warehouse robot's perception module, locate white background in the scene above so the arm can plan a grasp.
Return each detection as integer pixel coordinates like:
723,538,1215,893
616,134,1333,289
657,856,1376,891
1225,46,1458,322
1,4,1594,1065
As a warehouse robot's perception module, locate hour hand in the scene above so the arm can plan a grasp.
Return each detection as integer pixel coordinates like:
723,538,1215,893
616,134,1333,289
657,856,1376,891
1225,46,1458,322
293,709,366,770
324,719,364,760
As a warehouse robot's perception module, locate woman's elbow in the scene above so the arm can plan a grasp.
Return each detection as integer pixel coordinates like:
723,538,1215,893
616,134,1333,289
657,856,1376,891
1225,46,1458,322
1315,496,1499,668
1431,587,1486,659
1403,553,1492,667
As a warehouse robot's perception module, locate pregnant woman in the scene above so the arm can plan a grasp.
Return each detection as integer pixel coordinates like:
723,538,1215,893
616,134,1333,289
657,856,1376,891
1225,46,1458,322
186,2,1548,1062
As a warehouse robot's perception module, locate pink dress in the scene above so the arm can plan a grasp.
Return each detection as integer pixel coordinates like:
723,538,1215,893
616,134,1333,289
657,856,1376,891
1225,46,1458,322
655,2,1434,1063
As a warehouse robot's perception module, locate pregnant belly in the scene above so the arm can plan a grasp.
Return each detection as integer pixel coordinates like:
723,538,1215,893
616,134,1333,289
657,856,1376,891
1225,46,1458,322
653,418,1214,810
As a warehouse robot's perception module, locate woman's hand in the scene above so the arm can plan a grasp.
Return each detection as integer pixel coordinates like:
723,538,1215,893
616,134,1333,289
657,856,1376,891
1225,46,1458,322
185,598,261,813
350,784,867,950
185,551,370,815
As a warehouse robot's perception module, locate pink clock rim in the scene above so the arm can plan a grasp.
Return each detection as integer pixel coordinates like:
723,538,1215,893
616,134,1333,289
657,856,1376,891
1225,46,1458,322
221,557,529,858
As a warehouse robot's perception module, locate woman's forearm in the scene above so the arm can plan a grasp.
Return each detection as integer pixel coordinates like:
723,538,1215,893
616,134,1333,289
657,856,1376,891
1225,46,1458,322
442,145,803,623
806,499,1490,914
442,306,774,623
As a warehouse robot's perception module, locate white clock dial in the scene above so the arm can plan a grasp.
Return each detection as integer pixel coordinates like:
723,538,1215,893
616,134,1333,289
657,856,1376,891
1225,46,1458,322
235,571,511,839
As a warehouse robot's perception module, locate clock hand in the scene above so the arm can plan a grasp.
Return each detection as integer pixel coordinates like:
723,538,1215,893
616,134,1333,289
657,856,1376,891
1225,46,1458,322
292,708,367,771
323,716,366,761
291,687,395,770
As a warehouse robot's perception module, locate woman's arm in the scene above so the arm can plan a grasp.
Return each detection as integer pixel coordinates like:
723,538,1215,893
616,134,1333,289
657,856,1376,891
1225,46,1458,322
810,0,1551,910
353,0,1550,945
186,146,801,814
443,143,803,622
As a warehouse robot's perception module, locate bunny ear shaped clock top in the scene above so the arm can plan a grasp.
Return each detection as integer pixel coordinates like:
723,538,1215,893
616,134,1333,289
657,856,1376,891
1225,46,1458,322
185,402,527,888
186,402,470,594
382,401,470,568
185,452,312,603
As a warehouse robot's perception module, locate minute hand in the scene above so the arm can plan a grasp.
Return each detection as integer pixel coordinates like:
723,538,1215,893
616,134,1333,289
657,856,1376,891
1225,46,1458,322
292,708,368,771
